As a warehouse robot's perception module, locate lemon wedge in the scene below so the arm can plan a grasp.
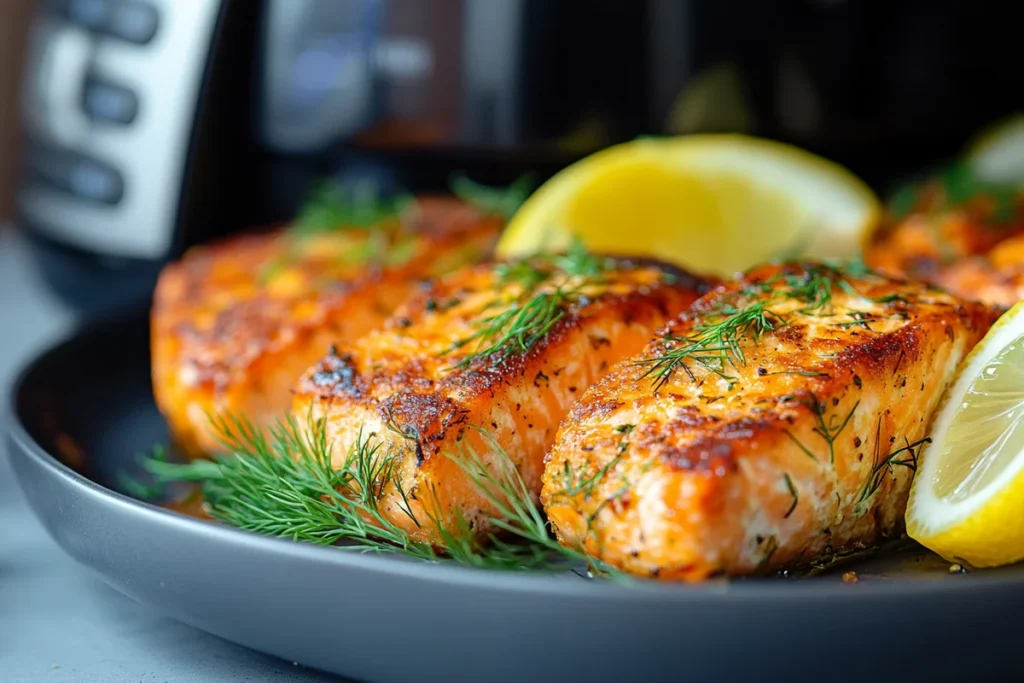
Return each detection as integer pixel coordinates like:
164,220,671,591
496,134,881,277
907,302,1024,567
966,114,1024,185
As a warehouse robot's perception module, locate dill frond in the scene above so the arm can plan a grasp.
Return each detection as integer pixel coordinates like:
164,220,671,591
449,173,536,219
293,180,413,235
136,414,625,578
636,262,876,392
857,417,931,504
447,241,611,369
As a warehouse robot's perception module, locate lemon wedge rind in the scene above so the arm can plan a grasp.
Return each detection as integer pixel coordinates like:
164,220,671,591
497,134,880,278
907,302,1024,567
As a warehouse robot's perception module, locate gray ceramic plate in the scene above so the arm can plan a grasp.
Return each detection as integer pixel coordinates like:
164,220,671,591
8,311,1024,683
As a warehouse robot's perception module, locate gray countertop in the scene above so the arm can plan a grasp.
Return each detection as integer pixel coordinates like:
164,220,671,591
0,230,343,683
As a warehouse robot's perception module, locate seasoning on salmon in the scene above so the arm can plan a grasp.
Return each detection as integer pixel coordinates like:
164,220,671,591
541,261,1000,581
292,250,711,545
151,196,501,456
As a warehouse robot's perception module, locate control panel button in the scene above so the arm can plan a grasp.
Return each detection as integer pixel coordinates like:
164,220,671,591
62,0,159,45
108,1,159,44
66,0,110,31
25,143,125,205
82,75,138,124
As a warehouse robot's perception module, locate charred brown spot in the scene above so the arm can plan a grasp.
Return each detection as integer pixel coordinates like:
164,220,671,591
377,393,468,464
661,437,735,472
312,353,359,394
670,405,722,428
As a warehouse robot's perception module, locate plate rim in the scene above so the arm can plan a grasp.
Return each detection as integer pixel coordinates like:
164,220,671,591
10,309,1024,603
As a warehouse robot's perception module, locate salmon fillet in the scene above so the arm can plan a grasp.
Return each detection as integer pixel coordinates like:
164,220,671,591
292,253,710,545
152,197,501,456
865,175,1024,306
541,262,999,581
910,234,1024,308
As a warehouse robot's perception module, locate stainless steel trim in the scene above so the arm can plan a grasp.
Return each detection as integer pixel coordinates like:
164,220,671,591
19,0,223,260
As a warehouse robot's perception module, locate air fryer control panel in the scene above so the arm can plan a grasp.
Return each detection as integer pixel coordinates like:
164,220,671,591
18,0,223,260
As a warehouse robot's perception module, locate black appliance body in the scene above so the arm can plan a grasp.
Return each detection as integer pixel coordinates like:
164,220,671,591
15,0,1024,310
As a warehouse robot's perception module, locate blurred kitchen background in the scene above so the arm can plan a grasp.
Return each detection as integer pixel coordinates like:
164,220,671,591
2,0,1024,315
0,2,34,221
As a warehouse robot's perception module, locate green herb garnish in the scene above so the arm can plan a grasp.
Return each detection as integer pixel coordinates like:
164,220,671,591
293,180,414,235
783,474,798,519
635,262,880,391
857,417,931,505
784,395,859,465
133,413,623,577
446,242,610,369
638,302,781,391
450,173,536,219
888,161,1020,224
255,180,422,284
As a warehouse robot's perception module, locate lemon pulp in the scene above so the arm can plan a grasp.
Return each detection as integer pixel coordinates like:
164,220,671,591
932,332,1024,502
559,159,805,275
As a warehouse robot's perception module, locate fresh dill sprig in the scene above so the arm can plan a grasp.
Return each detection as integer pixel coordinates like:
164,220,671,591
557,426,630,500
811,396,859,464
256,180,421,283
447,241,610,369
449,173,536,219
857,417,931,504
447,288,574,368
117,444,171,500
636,262,876,392
143,414,438,554
781,395,859,464
134,413,624,577
637,302,783,391
888,161,1020,225
783,474,798,519
293,180,414,235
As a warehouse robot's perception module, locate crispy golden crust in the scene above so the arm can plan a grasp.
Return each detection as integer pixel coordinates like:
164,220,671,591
152,197,501,456
541,262,1000,581
293,258,711,545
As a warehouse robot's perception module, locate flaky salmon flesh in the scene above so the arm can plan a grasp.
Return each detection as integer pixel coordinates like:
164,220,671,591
151,197,501,456
293,254,711,545
541,262,1000,581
